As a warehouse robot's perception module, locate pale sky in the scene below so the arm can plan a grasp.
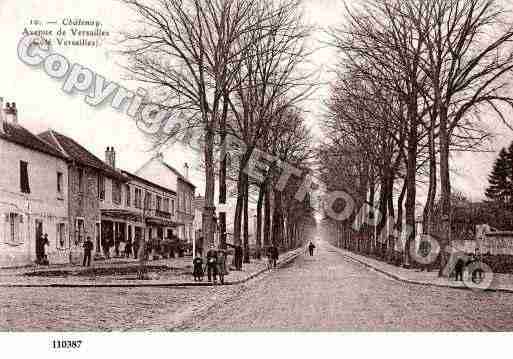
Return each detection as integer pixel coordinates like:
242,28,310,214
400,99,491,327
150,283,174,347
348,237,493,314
0,0,511,203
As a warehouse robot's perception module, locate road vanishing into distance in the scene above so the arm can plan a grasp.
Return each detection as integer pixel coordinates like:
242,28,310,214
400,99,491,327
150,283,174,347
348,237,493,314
2,240,513,331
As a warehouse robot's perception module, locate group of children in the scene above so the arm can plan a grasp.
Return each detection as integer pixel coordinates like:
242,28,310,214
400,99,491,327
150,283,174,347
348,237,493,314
192,248,228,284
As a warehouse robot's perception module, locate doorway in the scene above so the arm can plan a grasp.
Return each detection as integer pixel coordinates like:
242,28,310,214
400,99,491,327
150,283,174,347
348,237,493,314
35,219,43,261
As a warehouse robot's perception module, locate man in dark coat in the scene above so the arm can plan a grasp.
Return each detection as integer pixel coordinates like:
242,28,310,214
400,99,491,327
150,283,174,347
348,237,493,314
193,255,204,281
270,244,279,268
83,236,94,267
454,257,465,281
308,241,316,256
206,248,218,283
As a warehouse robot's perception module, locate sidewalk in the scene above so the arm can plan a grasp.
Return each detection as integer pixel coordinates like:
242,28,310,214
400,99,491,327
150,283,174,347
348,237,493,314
0,248,303,287
328,243,513,293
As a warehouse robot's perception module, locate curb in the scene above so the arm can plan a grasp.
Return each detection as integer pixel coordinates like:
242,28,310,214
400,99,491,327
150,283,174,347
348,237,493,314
328,244,513,294
0,249,304,288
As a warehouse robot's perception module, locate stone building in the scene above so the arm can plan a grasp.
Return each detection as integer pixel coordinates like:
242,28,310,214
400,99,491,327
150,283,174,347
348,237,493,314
38,131,127,260
0,100,69,267
135,153,196,245
100,148,179,257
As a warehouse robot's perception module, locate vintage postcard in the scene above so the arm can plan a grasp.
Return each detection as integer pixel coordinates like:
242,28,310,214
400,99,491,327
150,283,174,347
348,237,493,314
1,0,513,356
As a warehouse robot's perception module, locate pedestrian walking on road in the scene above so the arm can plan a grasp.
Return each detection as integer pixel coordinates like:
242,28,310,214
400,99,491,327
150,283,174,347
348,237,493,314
206,248,218,283
193,254,204,281
268,244,278,269
124,238,133,258
308,241,316,256
40,234,50,265
454,257,465,281
217,250,228,285
137,240,148,280
82,236,93,267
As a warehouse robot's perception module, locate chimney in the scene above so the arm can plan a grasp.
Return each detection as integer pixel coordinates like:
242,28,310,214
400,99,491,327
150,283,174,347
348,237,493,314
3,102,17,124
110,147,116,168
184,162,189,179
105,146,116,168
105,146,111,165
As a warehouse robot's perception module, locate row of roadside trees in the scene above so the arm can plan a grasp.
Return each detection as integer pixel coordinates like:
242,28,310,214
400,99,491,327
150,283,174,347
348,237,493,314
319,0,513,275
119,0,317,264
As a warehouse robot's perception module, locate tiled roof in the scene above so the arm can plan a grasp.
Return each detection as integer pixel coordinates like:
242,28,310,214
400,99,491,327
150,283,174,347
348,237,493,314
161,161,196,189
0,121,67,160
38,130,127,182
120,170,177,196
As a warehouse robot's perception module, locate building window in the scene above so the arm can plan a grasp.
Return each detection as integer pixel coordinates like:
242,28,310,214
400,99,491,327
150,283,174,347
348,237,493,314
19,161,30,194
144,191,152,210
5,213,23,245
156,196,162,211
171,199,175,215
163,198,170,213
134,188,142,208
112,181,122,205
75,218,84,246
98,174,105,200
57,172,63,194
125,184,131,207
77,168,84,193
56,223,67,249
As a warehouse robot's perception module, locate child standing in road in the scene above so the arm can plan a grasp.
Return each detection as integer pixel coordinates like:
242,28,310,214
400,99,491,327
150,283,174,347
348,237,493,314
193,255,204,281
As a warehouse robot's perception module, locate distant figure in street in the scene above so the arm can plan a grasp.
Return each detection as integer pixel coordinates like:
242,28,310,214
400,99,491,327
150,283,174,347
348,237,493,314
40,234,50,265
308,241,316,256
133,238,140,260
193,254,204,281
268,244,278,268
454,257,465,281
206,248,218,283
137,240,148,280
124,238,133,258
217,250,227,285
82,236,93,267
102,238,111,259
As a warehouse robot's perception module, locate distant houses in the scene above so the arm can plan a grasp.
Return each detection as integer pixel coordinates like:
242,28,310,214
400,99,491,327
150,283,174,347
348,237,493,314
0,99,198,268
0,100,69,266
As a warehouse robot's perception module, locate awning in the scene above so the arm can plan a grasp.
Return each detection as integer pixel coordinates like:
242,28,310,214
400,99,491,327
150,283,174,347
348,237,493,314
101,209,143,223
145,216,181,227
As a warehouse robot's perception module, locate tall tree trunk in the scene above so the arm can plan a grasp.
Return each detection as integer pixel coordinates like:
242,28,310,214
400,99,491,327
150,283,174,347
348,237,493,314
404,118,418,268
423,118,437,236
255,184,264,259
263,181,271,247
218,95,229,249
243,174,250,263
439,106,451,276
368,177,376,254
233,168,245,247
272,189,283,247
203,125,216,249
233,152,252,247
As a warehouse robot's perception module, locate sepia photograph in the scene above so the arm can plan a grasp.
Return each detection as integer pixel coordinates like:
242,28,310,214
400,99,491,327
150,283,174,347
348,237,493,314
2,0,513,356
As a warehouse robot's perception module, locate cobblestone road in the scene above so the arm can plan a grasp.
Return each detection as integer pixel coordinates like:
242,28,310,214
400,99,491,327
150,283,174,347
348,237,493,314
2,241,513,331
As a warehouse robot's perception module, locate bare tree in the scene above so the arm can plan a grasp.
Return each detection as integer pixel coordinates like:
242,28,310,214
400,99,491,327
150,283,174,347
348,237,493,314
120,0,261,248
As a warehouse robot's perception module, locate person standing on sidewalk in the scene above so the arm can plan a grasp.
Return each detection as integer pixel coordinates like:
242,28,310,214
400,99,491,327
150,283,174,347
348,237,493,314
206,248,218,283
193,254,204,281
41,234,50,265
217,249,228,285
137,240,148,280
82,236,93,267
270,244,279,268
308,241,316,256
124,238,133,258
